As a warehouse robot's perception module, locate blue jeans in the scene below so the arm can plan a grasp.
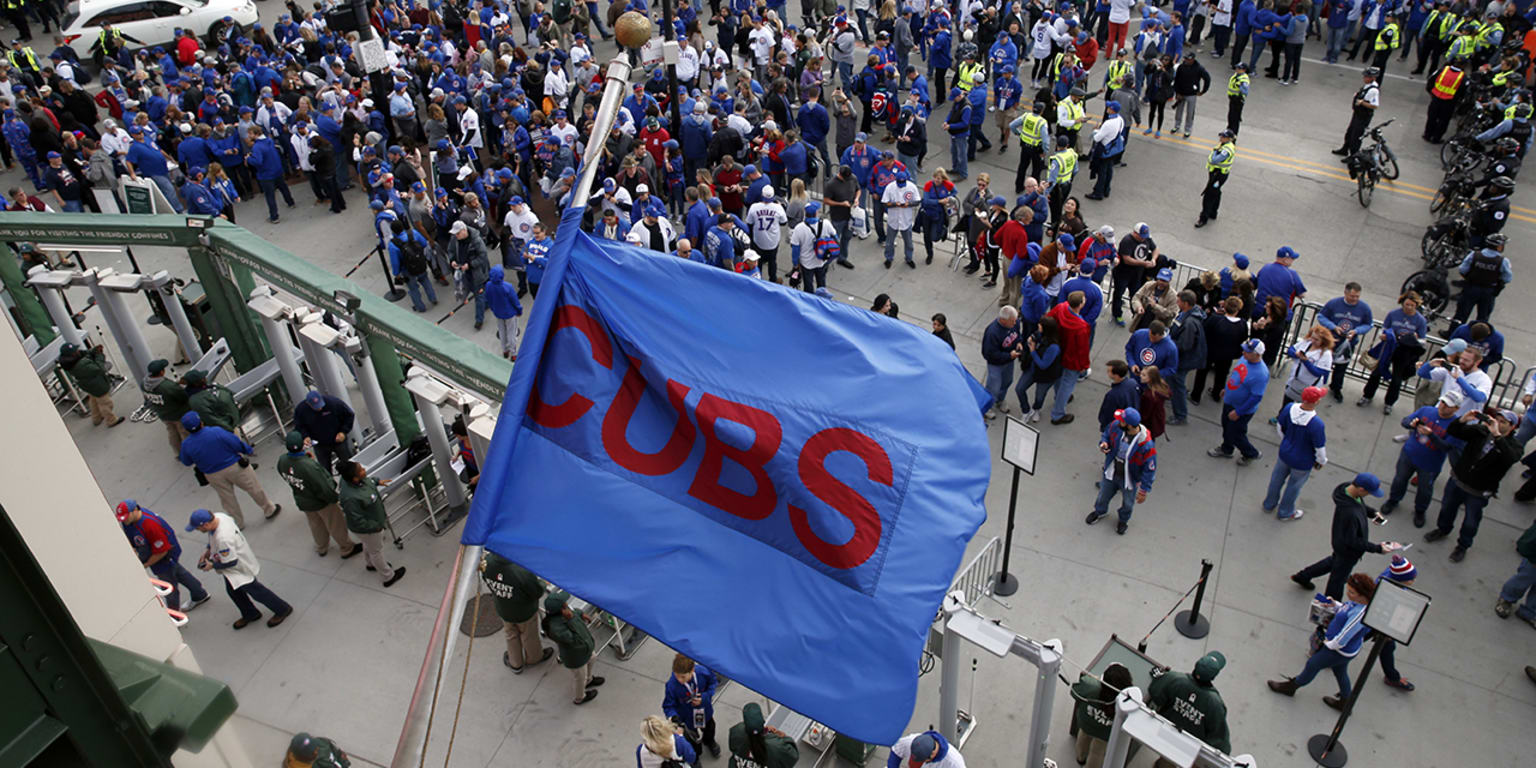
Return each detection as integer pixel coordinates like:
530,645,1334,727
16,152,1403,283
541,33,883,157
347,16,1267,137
1169,368,1191,420
1499,558,1536,620
1051,370,1081,420
1263,461,1312,519
473,290,488,325
1386,449,1439,516
1292,647,1354,697
405,272,438,311
831,218,851,262
151,559,209,611
838,61,854,91
225,576,292,622
950,133,968,178
585,2,611,36
1516,414,1536,449
1093,476,1138,522
985,362,1014,409
884,227,914,264
1379,638,1403,682
258,176,294,220
149,174,185,213
61,199,83,212
1218,405,1259,458
1014,368,1055,412
1327,24,1352,62
1436,482,1489,550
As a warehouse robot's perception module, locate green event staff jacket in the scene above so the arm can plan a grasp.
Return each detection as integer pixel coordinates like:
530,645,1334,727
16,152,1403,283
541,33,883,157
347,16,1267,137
64,349,112,396
188,385,240,432
1069,673,1118,741
541,594,595,668
726,705,799,768
338,476,388,534
277,452,339,512
141,376,189,422
293,736,351,768
480,551,544,624
1147,670,1231,753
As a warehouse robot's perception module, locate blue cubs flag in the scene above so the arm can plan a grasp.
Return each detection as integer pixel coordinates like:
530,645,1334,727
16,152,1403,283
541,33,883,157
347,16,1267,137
464,206,991,744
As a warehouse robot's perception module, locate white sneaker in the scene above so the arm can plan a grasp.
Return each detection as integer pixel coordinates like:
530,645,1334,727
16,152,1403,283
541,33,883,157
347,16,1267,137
183,594,212,612
1280,509,1306,522
997,402,1011,414
1030,409,1042,423
984,409,998,420
1392,433,1409,443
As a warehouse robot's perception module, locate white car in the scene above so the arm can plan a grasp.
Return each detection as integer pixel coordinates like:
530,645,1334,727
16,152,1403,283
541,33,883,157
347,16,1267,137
60,0,259,61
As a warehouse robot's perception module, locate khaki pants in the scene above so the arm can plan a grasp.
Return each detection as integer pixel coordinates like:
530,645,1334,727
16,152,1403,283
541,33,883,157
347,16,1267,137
87,393,116,425
163,420,188,453
568,659,593,703
1076,730,1107,768
304,503,355,554
356,530,394,581
503,616,543,668
206,462,275,528
1000,274,1023,307
995,106,1017,145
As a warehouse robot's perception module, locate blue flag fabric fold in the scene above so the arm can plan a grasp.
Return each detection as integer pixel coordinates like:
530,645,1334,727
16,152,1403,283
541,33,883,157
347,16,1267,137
463,206,991,744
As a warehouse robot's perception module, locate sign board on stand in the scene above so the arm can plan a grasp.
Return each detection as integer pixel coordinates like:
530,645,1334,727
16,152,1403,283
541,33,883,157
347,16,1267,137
1001,416,1040,475
356,37,389,73
122,179,155,214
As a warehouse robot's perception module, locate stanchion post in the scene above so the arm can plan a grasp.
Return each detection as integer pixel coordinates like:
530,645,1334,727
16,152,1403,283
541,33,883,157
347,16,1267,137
1307,633,1386,768
994,466,1021,596
1175,559,1214,639
377,245,406,302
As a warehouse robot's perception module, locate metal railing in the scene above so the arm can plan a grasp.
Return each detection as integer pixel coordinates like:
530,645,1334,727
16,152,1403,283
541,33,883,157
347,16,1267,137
948,536,1003,609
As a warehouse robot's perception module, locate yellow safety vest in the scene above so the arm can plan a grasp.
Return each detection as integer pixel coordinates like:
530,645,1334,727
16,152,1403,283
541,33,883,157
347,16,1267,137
7,47,37,72
1206,143,1235,174
1477,21,1502,50
1505,103,1532,120
957,62,982,92
1061,99,1084,128
99,28,125,48
1050,149,1077,184
1016,113,1048,147
1375,23,1401,51
1107,60,1132,91
1050,52,1071,81
1493,69,1520,88
1227,72,1249,98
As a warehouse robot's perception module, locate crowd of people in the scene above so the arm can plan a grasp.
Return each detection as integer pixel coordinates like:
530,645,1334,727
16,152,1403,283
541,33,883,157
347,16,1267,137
12,0,1532,764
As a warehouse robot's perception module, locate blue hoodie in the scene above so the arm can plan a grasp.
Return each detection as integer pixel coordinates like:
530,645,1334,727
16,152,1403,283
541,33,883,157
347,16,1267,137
1222,358,1269,415
1060,276,1104,324
483,266,523,320
1317,296,1374,348
1399,405,1459,472
1125,328,1179,373
1275,402,1327,470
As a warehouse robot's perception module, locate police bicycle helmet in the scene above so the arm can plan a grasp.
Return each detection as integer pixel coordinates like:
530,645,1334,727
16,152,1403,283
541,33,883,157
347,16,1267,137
1363,67,1382,79
1495,137,1521,154
1489,175,1517,193
1484,233,1509,248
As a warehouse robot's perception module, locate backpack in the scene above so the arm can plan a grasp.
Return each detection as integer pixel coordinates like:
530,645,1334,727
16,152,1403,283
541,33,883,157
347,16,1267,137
813,222,840,260
397,234,429,276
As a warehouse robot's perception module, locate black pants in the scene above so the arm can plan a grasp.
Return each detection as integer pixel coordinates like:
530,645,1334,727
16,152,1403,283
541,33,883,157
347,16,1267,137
1229,31,1251,68
968,127,992,158
1212,25,1232,55
1090,148,1115,197
1362,343,1424,405
1414,40,1445,74
679,716,718,752
1227,96,1245,134
4,10,30,40
1109,269,1143,321
1283,42,1303,81
1265,39,1284,75
1148,99,1168,132
1425,97,1456,142
1348,27,1381,60
1342,111,1371,154
1296,552,1362,600
1048,183,1071,225
1194,357,1235,400
320,173,345,213
312,439,354,474
1190,15,1206,45
1200,170,1227,221
932,68,949,101
1016,144,1044,191
757,243,779,282
1329,360,1351,397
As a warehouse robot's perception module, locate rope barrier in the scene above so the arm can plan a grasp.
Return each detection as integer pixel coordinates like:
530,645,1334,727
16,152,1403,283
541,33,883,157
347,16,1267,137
1137,574,1208,653
342,246,381,278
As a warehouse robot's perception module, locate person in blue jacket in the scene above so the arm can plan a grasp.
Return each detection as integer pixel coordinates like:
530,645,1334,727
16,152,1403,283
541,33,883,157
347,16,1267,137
178,411,281,526
388,219,438,312
1358,292,1429,414
1268,572,1378,708
796,90,833,178
1088,406,1158,535
1209,338,1270,463
117,499,210,612
1381,390,1462,523
1231,0,1257,68
1126,319,1179,376
780,134,811,184
1264,386,1328,521
684,191,713,249
246,124,294,223
680,101,712,184
638,714,698,767
663,654,720,758
928,24,954,103
180,166,223,217
966,71,991,158
704,214,740,271
1317,282,1374,401
1252,246,1307,319
1060,257,1105,337
1448,321,1504,370
483,265,524,360
945,88,972,180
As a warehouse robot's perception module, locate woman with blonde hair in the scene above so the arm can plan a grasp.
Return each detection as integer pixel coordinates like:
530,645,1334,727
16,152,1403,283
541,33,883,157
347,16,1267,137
1278,325,1336,410
785,177,810,231
637,714,698,768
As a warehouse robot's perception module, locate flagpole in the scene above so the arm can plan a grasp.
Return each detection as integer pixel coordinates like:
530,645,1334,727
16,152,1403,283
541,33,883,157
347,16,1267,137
388,54,637,768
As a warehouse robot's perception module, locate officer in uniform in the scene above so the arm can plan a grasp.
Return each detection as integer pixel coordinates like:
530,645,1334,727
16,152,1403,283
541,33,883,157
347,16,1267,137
727,702,799,768
116,499,210,612
277,431,360,559
1371,14,1402,75
1146,651,1232,767
336,460,406,587
1478,138,1522,186
141,359,190,455
88,22,142,70
1045,134,1078,224
283,732,352,768
58,342,124,427
1451,233,1512,326
479,549,553,673
1470,175,1514,244
1009,101,1050,186
1333,68,1381,158
1057,88,1088,152
6,40,40,85
1195,130,1236,229
1422,56,1466,143
1226,64,1250,136
183,369,240,434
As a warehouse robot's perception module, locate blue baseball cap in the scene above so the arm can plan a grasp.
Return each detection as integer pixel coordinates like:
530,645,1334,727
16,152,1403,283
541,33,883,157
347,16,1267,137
1241,338,1265,356
186,508,214,531
1115,407,1142,427
1232,252,1250,269
305,390,325,408
180,411,201,430
1277,245,1299,261
1156,267,1173,281
1353,472,1385,497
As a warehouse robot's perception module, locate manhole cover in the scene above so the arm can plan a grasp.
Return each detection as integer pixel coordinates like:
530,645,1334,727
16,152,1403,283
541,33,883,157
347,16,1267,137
458,594,502,637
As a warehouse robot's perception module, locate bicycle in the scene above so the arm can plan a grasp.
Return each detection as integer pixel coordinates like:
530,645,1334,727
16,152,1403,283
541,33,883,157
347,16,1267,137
1348,119,1398,208
1421,211,1472,268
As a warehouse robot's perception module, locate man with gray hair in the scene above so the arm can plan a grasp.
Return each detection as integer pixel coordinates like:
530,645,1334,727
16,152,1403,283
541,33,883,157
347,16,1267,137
981,305,1023,420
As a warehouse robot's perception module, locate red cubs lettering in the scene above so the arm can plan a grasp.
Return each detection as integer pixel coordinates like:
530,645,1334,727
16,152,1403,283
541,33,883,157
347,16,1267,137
790,428,891,570
602,356,696,476
529,306,614,428
687,394,783,521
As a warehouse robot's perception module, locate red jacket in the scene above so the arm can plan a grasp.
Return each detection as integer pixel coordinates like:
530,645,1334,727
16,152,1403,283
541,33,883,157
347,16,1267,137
176,36,200,67
1047,302,1091,372
996,219,1030,263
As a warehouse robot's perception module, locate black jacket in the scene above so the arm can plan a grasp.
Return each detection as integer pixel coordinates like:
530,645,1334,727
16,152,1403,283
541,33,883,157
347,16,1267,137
1173,61,1211,97
1203,313,1249,364
1328,483,1383,560
1099,377,1141,429
1447,418,1521,495
1171,307,1208,372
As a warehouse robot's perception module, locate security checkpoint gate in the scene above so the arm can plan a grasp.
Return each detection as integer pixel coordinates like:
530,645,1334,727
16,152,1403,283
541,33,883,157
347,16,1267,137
25,268,90,349
294,310,370,448
1101,688,1257,768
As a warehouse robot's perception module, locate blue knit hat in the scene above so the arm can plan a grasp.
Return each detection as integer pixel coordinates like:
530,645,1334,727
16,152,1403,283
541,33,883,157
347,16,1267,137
1380,555,1417,583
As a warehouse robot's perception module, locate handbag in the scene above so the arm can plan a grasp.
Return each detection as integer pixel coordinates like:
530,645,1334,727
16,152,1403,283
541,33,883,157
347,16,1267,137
194,468,209,486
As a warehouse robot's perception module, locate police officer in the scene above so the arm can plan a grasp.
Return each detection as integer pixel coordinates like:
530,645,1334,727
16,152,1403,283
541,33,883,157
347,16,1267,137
1469,176,1514,244
1333,68,1381,158
182,369,240,434
1371,14,1402,75
1009,101,1049,188
1045,134,1077,224
1146,652,1232,766
116,499,210,612
141,359,190,455
283,732,352,767
277,431,360,559
1422,56,1466,143
480,549,553,673
336,460,406,587
58,342,124,427
1478,138,1523,186
293,390,356,473
727,702,798,768
1226,63,1250,136
1451,233,1511,327
1195,130,1236,229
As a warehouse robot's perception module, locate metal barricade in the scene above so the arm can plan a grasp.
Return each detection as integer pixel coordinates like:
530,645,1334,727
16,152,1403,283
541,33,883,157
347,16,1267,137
948,536,1002,610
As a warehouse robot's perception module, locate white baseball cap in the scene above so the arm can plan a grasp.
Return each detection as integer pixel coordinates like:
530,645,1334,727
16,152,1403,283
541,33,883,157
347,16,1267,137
637,183,649,193
762,186,775,200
